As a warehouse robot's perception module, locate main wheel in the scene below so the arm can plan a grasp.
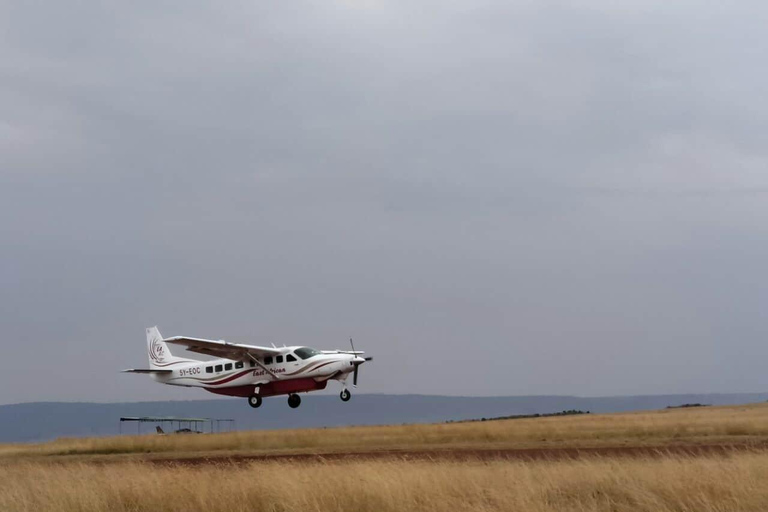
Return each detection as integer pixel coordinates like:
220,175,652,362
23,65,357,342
248,395,262,408
287,394,301,408
340,389,351,402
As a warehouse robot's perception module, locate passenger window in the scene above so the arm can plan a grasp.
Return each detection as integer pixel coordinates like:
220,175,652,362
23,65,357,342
235,361,244,369
225,363,233,371
215,364,223,372
264,356,273,365
250,360,256,367
276,355,283,363
286,354,296,362
206,366,213,373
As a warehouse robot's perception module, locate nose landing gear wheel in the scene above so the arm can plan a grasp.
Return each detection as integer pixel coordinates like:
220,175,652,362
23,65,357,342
287,394,301,408
248,395,262,408
340,389,351,402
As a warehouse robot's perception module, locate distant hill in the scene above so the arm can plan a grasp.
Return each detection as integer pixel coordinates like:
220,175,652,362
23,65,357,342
2,393,767,443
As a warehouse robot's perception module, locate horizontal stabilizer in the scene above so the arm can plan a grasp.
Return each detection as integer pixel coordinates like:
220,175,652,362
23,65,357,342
122,369,172,374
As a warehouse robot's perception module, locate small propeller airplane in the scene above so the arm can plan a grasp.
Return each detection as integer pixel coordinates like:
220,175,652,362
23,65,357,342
124,327,372,409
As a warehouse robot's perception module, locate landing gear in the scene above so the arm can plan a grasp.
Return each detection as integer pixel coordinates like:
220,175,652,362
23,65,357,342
340,389,351,402
248,395,262,408
287,394,301,408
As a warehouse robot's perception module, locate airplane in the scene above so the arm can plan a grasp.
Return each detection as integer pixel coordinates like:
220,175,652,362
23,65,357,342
156,426,201,435
124,327,372,409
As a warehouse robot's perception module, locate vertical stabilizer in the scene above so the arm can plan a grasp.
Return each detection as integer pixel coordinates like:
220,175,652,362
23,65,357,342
146,326,188,368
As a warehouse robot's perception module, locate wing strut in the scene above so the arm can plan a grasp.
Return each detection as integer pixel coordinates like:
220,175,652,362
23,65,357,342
246,353,281,380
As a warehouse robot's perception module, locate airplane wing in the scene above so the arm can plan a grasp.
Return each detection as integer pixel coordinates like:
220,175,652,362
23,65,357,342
163,336,283,360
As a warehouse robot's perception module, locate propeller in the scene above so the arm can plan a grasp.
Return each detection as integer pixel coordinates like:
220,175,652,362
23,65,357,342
350,338,373,387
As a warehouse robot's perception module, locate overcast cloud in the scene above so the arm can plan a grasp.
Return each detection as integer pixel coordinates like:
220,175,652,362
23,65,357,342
2,1,768,405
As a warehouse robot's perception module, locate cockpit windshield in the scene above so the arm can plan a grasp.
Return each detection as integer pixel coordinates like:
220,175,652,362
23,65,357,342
294,347,322,360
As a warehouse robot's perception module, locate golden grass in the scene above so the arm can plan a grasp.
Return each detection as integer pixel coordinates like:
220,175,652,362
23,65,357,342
2,402,768,460
3,452,768,512
3,404,768,511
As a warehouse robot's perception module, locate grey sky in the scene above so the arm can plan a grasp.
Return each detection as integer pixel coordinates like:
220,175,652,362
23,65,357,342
2,1,768,405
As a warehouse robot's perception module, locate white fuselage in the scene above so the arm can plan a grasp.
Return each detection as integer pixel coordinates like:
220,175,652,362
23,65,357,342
154,347,361,398
125,328,370,407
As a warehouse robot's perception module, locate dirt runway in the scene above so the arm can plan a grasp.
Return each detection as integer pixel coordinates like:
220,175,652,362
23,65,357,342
149,441,768,466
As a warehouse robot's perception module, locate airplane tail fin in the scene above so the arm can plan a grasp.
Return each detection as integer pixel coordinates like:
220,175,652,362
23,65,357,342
156,426,165,434
146,326,187,369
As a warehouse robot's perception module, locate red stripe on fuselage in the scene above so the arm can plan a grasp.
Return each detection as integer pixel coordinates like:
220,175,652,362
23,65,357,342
284,360,335,376
204,378,328,397
206,369,253,386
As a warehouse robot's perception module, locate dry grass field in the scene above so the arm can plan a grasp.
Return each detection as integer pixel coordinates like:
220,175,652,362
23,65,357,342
2,402,768,460
2,403,768,511
3,453,768,512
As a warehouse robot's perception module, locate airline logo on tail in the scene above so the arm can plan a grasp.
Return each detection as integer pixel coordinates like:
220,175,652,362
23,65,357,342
145,327,198,368
149,330,168,365
151,339,166,364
